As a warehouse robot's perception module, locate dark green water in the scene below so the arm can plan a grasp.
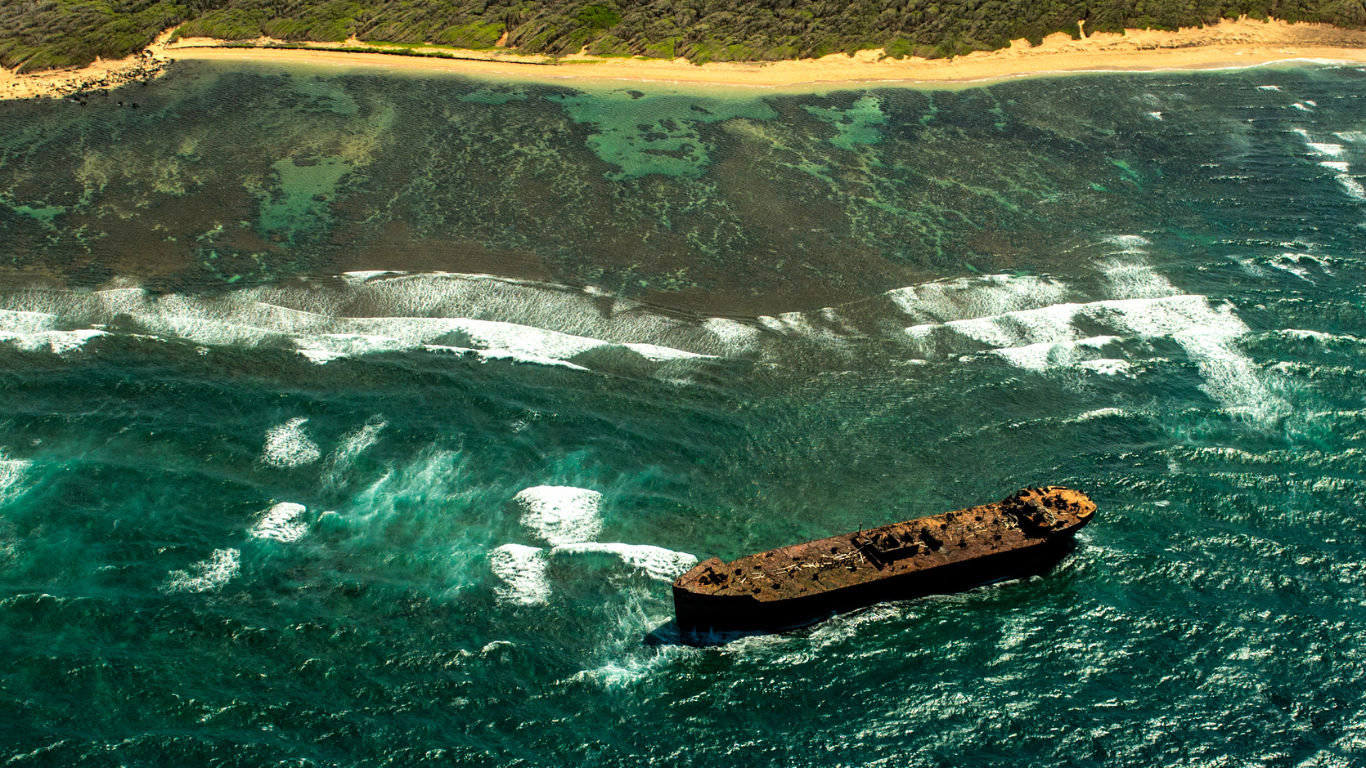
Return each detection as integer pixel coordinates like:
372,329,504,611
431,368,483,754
1,62,1365,766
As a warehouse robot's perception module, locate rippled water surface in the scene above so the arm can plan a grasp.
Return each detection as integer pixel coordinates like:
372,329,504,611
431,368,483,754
1,62,1365,766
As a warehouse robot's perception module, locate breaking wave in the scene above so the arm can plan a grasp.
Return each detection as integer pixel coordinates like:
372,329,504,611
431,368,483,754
261,418,322,468
515,486,604,546
489,543,550,605
249,502,310,543
0,273,743,378
551,542,698,582
161,549,241,594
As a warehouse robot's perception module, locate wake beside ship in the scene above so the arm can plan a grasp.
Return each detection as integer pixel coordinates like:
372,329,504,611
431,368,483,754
673,487,1096,636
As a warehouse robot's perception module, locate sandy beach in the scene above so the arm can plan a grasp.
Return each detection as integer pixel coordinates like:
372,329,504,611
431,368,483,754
4,17,1366,99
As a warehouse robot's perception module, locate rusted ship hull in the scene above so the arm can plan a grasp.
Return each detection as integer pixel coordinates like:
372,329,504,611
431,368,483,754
673,487,1095,637
674,536,1072,634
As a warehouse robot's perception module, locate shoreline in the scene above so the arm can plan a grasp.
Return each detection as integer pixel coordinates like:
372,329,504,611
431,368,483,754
4,18,1366,99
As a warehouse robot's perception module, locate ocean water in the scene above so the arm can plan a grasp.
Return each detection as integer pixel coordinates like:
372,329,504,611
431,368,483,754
1,62,1365,766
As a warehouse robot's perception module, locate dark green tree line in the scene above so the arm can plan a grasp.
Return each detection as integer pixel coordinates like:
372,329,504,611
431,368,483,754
4,0,1365,72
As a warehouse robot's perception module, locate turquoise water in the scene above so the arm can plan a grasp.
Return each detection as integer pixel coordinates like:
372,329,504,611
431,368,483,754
1,63,1365,765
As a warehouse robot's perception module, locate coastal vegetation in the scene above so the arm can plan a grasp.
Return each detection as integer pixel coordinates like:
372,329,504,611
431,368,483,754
4,0,1366,72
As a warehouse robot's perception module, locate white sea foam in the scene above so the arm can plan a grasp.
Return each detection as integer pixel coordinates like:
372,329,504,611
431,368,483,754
0,303,102,355
1306,142,1344,157
261,418,322,468
1064,407,1128,424
703,317,763,354
903,285,1281,416
992,336,1118,371
323,417,386,485
551,542,698,581
1103,235,1151,251
250,502,309,542
1257,85,1282,91
1079,359,1132,376
1275,329,1366,346
886,274,1070,324
488,544,550,605
757,311,853,349
1336,175,1366,201
0,275,729,375
0,451,33,506
1290,131,1366,202
162,548,240,593
1147,112,1162,121
1098,256,1179,299
1172,323,1282,418
1335,131,1366,143
514,486,603,546
1293,103,1311,111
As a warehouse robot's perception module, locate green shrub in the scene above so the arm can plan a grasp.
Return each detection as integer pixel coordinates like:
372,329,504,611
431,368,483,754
437,20,504,49
10,0,1366,73
576,5,620,31
176,10,268,40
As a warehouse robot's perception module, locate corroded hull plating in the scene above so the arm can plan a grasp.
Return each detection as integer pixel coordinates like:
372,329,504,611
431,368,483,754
673,487,1096,636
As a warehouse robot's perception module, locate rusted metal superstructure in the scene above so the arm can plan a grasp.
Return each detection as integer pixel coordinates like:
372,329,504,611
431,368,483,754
673,487,1096,635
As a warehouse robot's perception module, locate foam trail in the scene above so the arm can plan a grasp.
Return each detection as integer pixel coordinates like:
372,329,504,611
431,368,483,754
992,336,1120,371
0,450,33,506
489,544,550,605
1292,130,1366,203
323,417,386,486
162,549,240,593
0,275,732,376
895,259,1286,420
1097,244,1180,300
703,318,763,355
0,306,106,354
1336,175,1366,201
552,543,699,581
515,486,603,546
886,274,1070,324
250,502,309,542
261,418,322,468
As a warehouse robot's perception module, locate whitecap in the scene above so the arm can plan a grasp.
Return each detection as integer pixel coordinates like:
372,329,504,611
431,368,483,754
0,275,728,377
990,336,1118,371
1307,142,1346,158
249,502,309,542
162,549,240,593
1274,329,1365,346
1102,234,1152,252
1097,257,1179,299
0,450,33,506
1078,359,1132,376
1063,408,1128,424
886,274,1070,324
1336,175,1366,201
552,542,698,581
514,486,603,546
703,318,763,354
322,417,386,485
1257,85,1282,91
488,543,549,605
0,328,106,354
261,417,322,468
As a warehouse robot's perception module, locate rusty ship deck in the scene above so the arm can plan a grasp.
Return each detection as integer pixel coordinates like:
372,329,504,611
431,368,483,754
673,486,1096,635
